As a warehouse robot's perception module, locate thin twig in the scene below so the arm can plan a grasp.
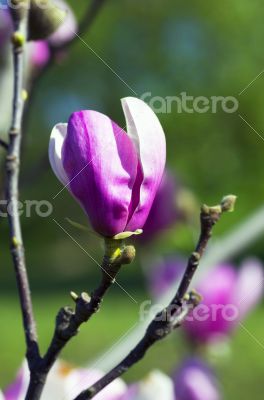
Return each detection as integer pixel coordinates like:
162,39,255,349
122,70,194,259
25,244,135,400
5,5,39,365
73,198,236,400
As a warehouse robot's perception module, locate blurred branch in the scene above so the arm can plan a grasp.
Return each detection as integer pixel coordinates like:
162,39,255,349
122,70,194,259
25,244,135,400
5,3,40,370
73,198,234,400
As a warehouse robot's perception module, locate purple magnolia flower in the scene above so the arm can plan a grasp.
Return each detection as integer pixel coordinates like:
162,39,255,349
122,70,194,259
173,358,220,400
147,257,263,343
4,360,127,400
141,171,183,242
118,370,175,400
184,259,264,343
49,97,166,237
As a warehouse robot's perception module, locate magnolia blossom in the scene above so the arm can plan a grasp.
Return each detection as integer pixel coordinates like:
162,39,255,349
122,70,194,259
4,360,127,400
184,259,264,343
118,370,175,400
173,358,220,400
48,0,78,47
147,257,263,343
49,97,166,237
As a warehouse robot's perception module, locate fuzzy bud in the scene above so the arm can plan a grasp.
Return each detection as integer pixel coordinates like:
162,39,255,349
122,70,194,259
120,245,136,265
221,194,237,212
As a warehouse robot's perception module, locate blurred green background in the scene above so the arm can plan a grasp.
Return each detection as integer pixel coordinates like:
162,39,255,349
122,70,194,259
1,0,264,398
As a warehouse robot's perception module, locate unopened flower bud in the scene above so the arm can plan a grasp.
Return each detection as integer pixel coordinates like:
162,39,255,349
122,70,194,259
120,245,136,265
49,98,166,238
28,0,67,40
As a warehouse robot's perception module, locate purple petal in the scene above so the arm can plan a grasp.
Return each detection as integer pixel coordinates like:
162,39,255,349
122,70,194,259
232,258,263,322
173,358,221,400
62,110,139,237
4,361,29,400
121,97,166,231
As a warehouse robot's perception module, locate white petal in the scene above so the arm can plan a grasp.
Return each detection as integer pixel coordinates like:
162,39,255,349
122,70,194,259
121,97,166,229
232,258,264,320
41,361,70,399
121,97,166,169
49,123,69,186
136,370,174,400
4,360,29,400
63,368,127,400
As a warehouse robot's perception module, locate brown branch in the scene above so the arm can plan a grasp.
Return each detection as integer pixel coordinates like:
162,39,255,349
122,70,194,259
5,4,40,366
73,196,236,400
25,243,135,400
